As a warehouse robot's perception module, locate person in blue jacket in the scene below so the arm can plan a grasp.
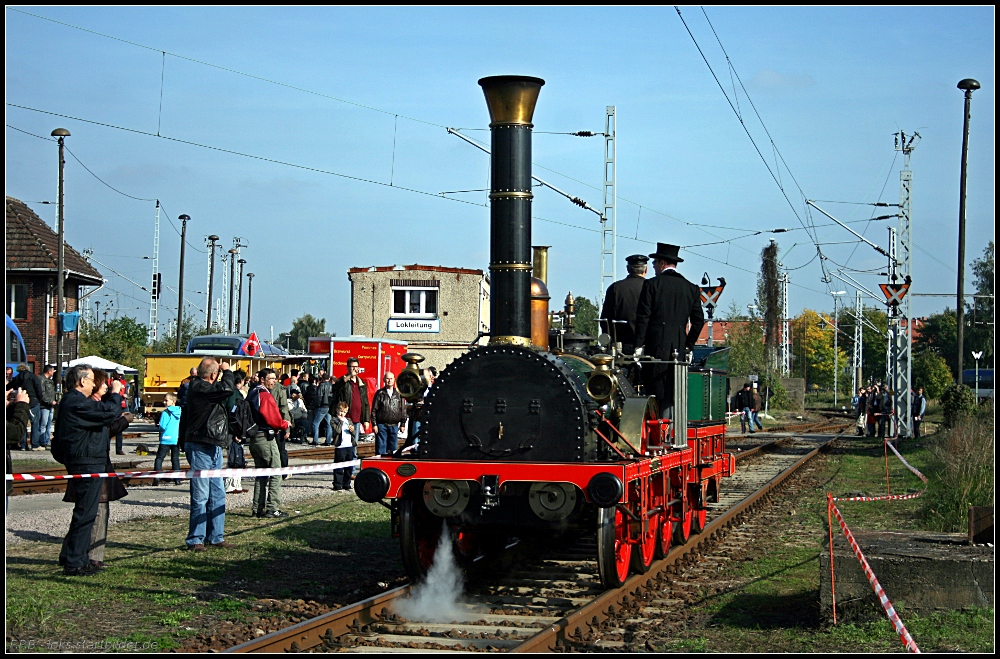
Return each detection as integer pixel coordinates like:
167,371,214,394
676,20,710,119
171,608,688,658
155,392,182,485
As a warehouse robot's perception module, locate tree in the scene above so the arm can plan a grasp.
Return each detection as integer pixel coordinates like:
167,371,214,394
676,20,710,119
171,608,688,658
758,240,780,371
149,313,201,354
790,309,848,393
912,351,953,399
79,316,148,378
573,296,599,338
286,314,330,353
838,304,888,386
724,309,765,378
916,310,958,377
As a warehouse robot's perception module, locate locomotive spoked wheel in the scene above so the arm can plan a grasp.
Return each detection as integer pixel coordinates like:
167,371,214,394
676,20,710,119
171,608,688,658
671,502,692,546
690,507,707,534
597,506,631,589
399,498,441,581
630,483,657,573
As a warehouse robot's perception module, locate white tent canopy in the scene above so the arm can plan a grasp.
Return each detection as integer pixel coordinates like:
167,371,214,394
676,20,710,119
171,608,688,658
63,356,138,374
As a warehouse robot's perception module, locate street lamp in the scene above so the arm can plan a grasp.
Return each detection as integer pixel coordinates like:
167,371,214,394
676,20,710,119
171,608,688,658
227,249,238,333
956,78,980,383
235,259,247,334
245,273,255,333
971,350,983,402
205,235,219,333
176,215,190,352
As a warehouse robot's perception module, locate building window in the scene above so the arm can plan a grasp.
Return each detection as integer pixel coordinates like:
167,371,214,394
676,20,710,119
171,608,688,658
8,284,28,320
392,288,438,318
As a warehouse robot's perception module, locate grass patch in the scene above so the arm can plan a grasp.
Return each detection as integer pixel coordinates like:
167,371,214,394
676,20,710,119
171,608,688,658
648,435,994,653
5,494,399,651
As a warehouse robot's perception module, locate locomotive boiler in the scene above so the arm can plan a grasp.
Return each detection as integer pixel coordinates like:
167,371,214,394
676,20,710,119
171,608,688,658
356,75,735,589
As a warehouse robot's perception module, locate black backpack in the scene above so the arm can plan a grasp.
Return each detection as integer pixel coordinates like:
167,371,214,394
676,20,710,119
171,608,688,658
228,397,258,441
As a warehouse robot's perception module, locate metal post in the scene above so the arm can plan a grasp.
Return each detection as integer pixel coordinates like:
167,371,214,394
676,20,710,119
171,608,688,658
600,106,616,306
176,214,190,352
148,201,161,343
245,272,255,333
227,249,237,333
956,78,980,383
51,128,69,380
672,351,688,449
833,295,839,407
205,235,219,333
852,290,863,393
235,259,246,334
781,271,791,376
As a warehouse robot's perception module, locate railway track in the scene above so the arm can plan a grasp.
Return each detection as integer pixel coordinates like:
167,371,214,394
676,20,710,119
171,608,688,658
9,444,376,496
226,433,838,653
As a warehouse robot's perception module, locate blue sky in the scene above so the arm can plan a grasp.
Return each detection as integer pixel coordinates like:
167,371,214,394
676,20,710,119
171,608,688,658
6,6,994,339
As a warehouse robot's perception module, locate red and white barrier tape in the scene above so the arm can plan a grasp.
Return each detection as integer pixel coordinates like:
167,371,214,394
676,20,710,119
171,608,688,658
6,459,361,482
829,499,921,653
885,440,928,483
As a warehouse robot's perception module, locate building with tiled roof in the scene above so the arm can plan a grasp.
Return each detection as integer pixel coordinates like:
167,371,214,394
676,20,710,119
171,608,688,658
6,196,103,373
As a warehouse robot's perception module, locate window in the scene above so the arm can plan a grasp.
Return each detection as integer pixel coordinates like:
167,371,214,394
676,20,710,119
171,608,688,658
392,288,438,317
8,284,28,320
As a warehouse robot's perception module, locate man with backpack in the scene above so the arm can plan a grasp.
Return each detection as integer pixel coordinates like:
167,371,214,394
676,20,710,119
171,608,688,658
178,358,235,551
311,373,333,446
246,368,289,519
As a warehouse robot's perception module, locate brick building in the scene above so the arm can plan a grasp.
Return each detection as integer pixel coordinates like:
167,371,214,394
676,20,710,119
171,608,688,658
6,196,103,374
348,265,489,372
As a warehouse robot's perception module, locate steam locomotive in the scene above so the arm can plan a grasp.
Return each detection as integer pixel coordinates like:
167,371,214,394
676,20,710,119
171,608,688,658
356,75,734,589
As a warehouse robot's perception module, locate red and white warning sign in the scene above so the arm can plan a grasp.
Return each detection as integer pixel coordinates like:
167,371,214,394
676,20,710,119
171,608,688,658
238,331,262,356
879,282,910,307
700,283,725,307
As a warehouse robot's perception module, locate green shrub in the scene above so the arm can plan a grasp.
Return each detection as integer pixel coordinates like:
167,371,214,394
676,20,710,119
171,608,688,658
921,414,995,533
912,351,954,399
939,384,977,428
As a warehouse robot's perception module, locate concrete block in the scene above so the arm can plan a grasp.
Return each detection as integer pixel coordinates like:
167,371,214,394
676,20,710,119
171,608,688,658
819,529,994,623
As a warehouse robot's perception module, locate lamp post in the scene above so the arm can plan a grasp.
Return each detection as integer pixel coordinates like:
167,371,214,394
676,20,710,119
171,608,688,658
235,259,247,334
51,128,70,382
956,78,980,384
176,214,190,352
245,272,255,333
205,235,219,333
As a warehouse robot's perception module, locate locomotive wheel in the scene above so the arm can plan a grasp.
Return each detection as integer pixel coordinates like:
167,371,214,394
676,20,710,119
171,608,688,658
671,507,692,546
399,497,441,582
631,514,657,573
655,513,672,559
690,508,707,535
597,506,631,589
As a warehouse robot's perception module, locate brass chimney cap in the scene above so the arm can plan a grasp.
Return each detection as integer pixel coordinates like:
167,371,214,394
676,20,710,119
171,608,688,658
478,75,545,126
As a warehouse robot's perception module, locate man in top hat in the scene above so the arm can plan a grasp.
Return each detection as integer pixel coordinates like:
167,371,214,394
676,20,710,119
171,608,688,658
600,254,649,355
633,243,705,418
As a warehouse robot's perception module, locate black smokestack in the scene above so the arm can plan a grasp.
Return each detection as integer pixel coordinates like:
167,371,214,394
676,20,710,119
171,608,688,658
479,75,544,346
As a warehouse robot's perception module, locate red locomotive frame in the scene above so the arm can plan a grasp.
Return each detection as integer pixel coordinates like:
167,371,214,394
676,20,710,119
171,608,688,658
360,417,734,587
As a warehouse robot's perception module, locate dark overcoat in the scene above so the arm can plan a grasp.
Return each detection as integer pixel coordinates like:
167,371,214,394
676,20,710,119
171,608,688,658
600,275,646,349
633,269,705,359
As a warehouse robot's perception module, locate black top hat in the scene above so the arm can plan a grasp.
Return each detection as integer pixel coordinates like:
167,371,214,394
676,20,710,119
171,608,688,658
625,254,649,264
648,242,684,263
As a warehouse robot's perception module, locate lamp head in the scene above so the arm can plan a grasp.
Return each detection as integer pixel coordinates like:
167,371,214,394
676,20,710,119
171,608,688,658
957,78,981,92
208,234,219,241
178,214,191,221
51,128,70,137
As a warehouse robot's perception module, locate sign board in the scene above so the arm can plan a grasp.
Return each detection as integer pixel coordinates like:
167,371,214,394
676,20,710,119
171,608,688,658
879,282,910,307
748,374,759,382
388,318,440,333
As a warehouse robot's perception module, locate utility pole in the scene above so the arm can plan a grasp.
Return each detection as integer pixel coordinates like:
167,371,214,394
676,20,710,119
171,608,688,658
831,291,846,407
852,290,863,394
245,272,255,333
956,78,980,383
780,270,791,376
227,249,237,333
890,131,918,437
51,128,69,381
205,235,219,333
599,106,616,305
148,201,161,343
176,214,190,352
235,258,247,334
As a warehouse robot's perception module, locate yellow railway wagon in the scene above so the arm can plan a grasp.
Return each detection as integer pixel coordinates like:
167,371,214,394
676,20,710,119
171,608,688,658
142,353,285,416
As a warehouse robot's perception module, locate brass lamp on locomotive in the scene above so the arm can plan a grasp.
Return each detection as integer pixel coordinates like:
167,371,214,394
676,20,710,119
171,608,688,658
355,75,735,589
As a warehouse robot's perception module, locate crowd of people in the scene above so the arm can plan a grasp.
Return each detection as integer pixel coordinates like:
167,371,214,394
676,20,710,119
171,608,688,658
851,384,928,440
5,355,436,576
730,382,767,435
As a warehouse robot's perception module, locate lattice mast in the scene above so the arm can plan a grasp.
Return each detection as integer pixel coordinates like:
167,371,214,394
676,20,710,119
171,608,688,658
599,106,616,305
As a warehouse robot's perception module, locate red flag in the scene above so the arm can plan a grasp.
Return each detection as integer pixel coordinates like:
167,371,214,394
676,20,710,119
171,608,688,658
239,332,262,357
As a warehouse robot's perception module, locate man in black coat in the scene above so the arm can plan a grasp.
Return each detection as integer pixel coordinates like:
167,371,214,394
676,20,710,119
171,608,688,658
634,243,705,418
600,254,649,355
51,364,124,575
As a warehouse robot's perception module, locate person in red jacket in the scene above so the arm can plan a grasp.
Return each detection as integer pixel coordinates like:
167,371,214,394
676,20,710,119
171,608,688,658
246,369,290,518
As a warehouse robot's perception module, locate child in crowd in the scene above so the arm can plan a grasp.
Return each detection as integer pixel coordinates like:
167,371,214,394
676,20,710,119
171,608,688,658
154,393,182,485
331,401,356,491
